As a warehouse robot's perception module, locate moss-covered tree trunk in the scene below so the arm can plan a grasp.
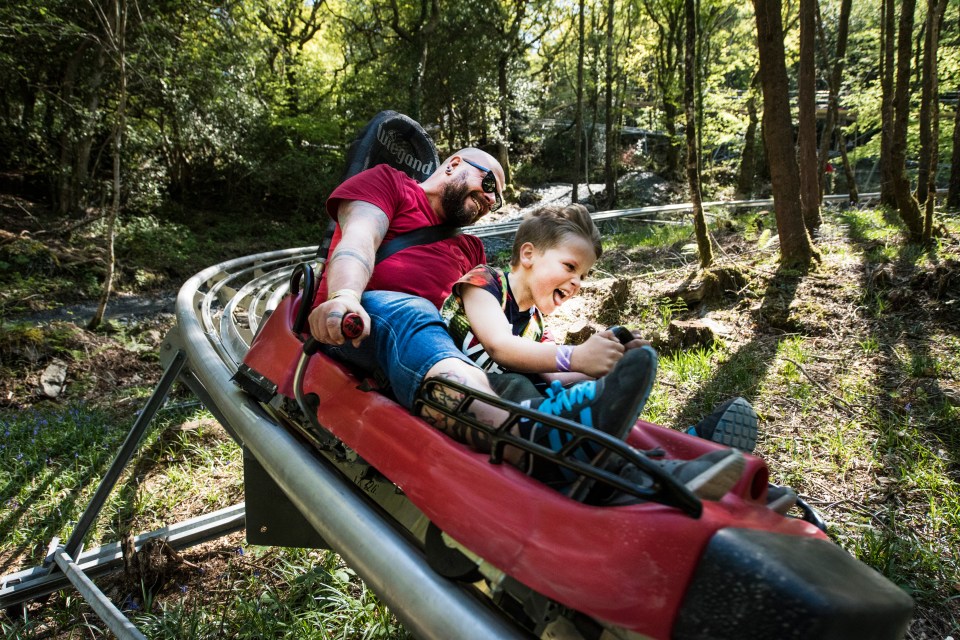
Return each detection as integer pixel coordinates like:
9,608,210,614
797,0,821,231
685,0,711,267
917,0,947,240
736,86,760,199
603,0,617,208
752,0,819,269
948,80,960,210
816,0,852,201
890,0,924,240
879,0,897,208
573,0,586,204
89,0,128,331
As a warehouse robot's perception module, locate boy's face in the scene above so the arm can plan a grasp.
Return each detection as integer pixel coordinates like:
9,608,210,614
520,235,597,315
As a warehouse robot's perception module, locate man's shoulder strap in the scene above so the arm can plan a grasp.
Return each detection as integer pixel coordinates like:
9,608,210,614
374,225,460,264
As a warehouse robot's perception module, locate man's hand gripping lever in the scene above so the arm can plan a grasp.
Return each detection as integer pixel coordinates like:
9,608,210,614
308,288,370,348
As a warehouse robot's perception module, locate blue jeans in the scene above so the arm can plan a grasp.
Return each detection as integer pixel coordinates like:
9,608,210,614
323,290,474,409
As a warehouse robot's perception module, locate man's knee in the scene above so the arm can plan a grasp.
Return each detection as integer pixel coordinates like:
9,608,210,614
425,358,492,393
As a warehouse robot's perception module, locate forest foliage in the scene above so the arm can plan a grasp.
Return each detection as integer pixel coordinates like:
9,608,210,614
1,0,958,227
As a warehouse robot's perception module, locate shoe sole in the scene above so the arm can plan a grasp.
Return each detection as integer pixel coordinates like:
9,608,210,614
566,347,658,500
708,398,758,453
610,345,658,440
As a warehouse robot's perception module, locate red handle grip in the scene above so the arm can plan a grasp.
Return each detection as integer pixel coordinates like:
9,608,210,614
341,312,364,339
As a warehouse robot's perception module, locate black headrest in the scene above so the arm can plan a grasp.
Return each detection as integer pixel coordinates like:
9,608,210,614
341,110,440,183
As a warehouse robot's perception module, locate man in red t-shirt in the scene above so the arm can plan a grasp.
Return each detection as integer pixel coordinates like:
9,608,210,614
307,148,664,472
309,148,515,452
316,162,487,309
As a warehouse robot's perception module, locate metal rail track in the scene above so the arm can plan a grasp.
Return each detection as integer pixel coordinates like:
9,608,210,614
160,248,528,640
463,191,883,238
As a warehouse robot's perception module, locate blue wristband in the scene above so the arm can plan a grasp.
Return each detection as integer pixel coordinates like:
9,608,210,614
556,345,574,373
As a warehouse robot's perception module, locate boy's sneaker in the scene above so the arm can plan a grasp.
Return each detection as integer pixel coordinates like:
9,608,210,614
619,448,745,502
521,346,657,483
536,345,657,442
686,397,758,453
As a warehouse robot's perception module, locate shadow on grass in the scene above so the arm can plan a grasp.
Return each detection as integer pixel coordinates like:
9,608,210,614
826,208,958,621
0,401,196,576
671,268,805,429
666,209,957,629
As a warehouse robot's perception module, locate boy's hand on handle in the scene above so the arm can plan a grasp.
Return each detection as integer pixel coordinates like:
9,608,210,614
571,331,626,378
308,296,370,348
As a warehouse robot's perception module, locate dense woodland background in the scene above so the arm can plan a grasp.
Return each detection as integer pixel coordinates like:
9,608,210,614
1,0,960,638
1,0,959,274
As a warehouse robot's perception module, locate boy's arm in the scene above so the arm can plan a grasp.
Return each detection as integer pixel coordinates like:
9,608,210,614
461,286,623,377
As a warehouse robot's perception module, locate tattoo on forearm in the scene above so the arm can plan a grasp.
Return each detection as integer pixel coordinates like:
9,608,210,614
329,248,372,279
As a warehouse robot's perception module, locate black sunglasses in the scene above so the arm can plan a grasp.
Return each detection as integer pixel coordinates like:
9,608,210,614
461,158,502,212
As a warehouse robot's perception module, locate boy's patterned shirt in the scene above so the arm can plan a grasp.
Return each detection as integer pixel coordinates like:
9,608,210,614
441,265,547,373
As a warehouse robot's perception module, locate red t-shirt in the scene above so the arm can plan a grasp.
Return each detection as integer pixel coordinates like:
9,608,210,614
319,164,486,309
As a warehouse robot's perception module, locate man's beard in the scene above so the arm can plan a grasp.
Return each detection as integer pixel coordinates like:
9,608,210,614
440,178,478,227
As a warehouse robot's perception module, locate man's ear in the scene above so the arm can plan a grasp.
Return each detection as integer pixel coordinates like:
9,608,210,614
518,242,537,267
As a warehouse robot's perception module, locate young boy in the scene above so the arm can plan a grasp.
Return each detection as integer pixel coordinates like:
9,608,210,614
441,204,754,497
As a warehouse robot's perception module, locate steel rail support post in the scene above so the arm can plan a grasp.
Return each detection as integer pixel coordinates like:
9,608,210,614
59,350,188,563
53,550,147,640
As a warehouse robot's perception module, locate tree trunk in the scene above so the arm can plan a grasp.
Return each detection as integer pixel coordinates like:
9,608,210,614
916,0,947,211
752,0,818,269
736,87,760,198
663,101,681,180
89,0,128,331
573,0,586,204
603,0,616,208
55,44,97,217
497,56,512,186
879,0,897,206
921,0,948,239
816,0,852,200
736,72,763,198
948,80,960,210
798,0,821,231
890,0,924,240
641,0,684,182
838,126,859,204
685,0,711,267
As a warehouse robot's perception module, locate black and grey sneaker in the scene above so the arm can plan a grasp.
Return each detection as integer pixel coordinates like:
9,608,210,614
620,448,746,501
686,397,758,453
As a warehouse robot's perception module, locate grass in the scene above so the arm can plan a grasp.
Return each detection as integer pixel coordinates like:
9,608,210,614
617,206,960,636
1,202,959,637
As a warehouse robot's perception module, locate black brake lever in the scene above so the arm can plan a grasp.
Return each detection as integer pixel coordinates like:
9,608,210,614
607,325,634,345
